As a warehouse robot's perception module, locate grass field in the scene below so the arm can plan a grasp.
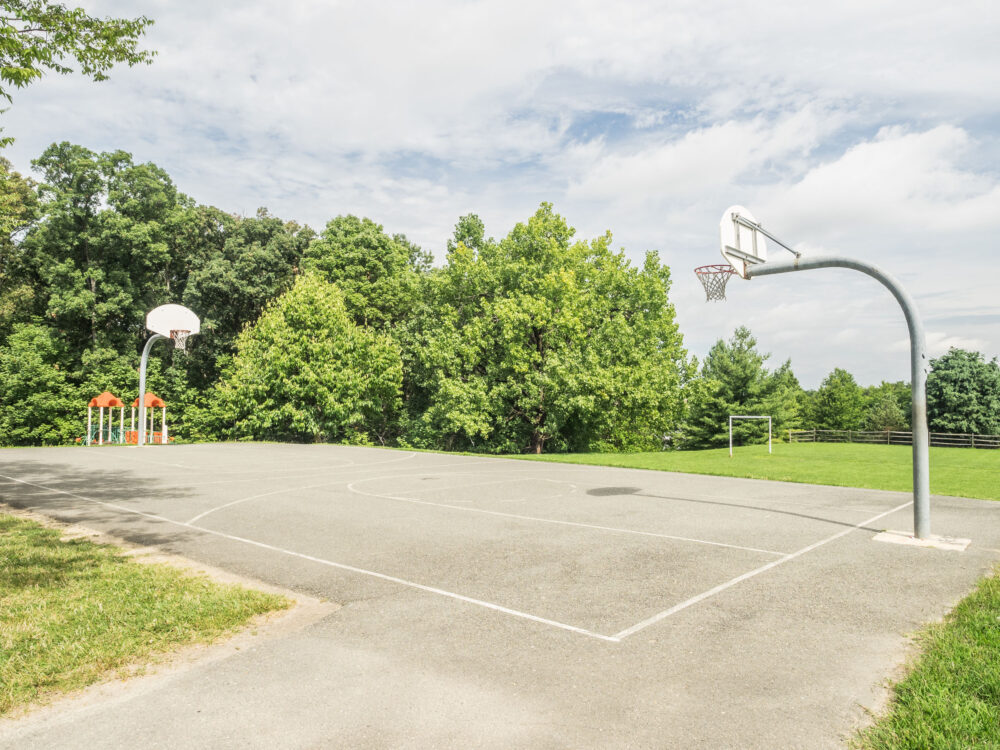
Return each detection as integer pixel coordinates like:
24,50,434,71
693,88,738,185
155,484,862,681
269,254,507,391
853,565,1000,749
0,514,289,715
513,442,1000,502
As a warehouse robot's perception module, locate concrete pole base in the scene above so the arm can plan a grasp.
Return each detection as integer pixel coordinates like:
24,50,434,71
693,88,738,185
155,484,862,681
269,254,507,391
873,529,971,552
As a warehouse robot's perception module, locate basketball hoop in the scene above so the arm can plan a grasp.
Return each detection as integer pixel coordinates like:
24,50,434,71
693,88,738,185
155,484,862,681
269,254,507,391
170,330,191,351
695,264,736,301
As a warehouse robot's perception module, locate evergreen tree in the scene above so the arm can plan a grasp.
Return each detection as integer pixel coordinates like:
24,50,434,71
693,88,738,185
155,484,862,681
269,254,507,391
683,327,801,448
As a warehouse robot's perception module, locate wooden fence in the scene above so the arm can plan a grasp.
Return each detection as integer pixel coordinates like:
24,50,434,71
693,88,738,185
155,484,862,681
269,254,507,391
788,429,1000,449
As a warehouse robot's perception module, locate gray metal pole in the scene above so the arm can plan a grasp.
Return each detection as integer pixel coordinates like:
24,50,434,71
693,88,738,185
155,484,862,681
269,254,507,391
748,255,930,538
137,333,164,447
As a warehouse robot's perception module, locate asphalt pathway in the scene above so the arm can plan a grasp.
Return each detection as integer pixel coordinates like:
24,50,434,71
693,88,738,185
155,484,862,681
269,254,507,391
1,443,998,748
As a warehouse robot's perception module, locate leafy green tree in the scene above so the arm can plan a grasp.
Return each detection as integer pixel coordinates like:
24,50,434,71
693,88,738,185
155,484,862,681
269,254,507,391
0,155,39,336
446,213,486,253
198,274,402,444
683,326,801,448
0,323,78,444
302,215,426,330
21,142,184,359
863,381,910,431
813,367,866,430
0,1,155,102
405,204,687,453
181,208,313,389
927,348,1000,434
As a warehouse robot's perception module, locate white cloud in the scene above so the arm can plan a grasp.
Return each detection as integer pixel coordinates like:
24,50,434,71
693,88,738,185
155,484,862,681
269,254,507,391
762,126,1000,237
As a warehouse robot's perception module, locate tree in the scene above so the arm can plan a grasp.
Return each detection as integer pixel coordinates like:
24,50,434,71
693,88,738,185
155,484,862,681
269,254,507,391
683,326,801,448
198,274,403,444
813,368,866,430
0,1,154,103
0,155,39,336
863,381,910,431
302,215,425,330
927,348,1000,435
0,323,77,445
181,208,313,389
405,204,688,453
21,143,182,360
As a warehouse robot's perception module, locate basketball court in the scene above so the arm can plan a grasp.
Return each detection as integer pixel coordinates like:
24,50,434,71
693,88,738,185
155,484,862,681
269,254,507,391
2,443,999,748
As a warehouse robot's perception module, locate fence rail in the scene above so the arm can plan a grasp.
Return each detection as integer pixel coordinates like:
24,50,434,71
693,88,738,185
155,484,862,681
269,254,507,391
788,429,1000,449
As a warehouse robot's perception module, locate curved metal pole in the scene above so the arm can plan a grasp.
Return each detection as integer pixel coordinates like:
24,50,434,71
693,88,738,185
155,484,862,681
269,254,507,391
137,333,164,447
748,255,930,539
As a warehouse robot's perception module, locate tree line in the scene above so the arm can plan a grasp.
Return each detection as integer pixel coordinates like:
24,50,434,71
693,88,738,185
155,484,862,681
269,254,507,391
1,144,998,452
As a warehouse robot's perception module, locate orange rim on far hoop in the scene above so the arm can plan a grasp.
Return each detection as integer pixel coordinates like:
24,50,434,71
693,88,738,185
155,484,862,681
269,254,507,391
694,264,736,302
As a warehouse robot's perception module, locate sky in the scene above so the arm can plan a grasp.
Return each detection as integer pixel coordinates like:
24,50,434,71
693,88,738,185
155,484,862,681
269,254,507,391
4,0,999,388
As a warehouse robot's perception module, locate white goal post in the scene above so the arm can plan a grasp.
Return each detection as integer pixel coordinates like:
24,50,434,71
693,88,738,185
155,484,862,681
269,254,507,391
729,415,772,457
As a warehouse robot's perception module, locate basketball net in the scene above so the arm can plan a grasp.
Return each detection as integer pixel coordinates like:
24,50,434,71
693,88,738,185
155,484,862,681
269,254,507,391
694,265,736,302
170,330,191,351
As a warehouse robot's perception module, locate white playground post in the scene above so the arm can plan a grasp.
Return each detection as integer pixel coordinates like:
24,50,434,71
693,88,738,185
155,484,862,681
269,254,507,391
98,406,104,445
729,415,772,458
86,406,92,446
119,407,124,444
162,405,168,443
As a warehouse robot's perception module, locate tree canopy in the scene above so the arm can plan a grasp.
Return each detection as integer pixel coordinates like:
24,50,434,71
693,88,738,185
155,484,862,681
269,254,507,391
196,274,402,445
0,1,154,102
8,138,989,453
812,368,866,430
927,348,1000,435
302,214,425,331
404,204,688,453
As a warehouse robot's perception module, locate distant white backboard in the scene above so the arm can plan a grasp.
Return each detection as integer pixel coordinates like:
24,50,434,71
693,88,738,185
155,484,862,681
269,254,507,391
146,304,200,338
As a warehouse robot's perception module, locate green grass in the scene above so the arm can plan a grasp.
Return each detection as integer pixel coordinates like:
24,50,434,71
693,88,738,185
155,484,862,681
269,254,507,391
0,514,289,715
511,442,1000,501
854,567,1000,749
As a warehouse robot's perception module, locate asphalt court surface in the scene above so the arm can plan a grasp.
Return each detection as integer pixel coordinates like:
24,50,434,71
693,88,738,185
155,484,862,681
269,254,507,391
2,443,1000,748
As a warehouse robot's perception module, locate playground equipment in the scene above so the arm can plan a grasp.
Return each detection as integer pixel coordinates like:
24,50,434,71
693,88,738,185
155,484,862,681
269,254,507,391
131,392,169,445
86,392,126,445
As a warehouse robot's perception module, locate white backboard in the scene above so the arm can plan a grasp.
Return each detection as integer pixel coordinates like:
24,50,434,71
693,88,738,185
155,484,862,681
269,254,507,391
146,304,200,338
720,205,767,279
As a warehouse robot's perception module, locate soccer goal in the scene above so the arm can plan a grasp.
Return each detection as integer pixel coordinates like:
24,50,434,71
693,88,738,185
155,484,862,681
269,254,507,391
728,415,771,457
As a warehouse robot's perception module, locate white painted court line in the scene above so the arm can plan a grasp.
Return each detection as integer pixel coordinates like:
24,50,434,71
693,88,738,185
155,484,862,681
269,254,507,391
347,476,788,557
0,473,617,643
611,499,915,640
184,456,498,524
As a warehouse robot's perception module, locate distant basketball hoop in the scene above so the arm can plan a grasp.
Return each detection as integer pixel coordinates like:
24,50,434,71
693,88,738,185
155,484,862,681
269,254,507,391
694,264,736,301
138,304,200,446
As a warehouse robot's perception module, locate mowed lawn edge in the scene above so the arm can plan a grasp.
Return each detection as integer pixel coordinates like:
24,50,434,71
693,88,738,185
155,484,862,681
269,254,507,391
852,565,1000,749
507,442,1000,502
0,513,290,716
